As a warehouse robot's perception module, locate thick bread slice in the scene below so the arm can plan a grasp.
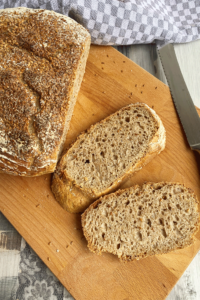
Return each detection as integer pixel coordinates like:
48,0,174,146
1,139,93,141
0,8,91,176
82,182,200,261
52,103,166,213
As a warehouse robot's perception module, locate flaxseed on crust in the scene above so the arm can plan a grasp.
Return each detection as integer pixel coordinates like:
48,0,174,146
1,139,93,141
0,7,91,176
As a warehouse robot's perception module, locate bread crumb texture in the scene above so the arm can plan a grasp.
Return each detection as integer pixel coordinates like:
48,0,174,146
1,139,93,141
65,104,160,192
82,182,200,261
0,8,90,176
52,103,166,213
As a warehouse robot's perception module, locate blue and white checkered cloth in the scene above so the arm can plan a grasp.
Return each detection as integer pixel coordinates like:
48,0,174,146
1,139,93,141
1,0,200,45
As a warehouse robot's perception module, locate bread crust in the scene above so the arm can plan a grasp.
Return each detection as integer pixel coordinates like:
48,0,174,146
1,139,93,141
51,103,166,213
81,182,200,262
0,7,91,176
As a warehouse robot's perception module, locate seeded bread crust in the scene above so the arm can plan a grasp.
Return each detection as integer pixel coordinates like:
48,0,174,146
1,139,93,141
51,103,166,213
82,182,200,262
0,7,91,176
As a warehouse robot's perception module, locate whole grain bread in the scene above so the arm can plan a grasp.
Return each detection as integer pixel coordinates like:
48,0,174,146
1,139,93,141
0,7,91,176
51,103,166,213
82,182,200,261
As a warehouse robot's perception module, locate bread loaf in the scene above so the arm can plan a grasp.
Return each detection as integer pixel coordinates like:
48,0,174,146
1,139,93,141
0,8,91,176
51,103,166,213
82,182,200,261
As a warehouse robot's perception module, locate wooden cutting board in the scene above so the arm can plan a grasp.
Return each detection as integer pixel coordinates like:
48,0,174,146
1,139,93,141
0,45,200,300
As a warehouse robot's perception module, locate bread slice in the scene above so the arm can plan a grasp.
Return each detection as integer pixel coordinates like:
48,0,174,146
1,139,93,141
51,103,166,213
82,182,200,261
0,8,91,176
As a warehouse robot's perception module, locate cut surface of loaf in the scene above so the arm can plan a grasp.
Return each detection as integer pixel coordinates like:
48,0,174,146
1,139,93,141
0,7,91,176
52,103,166,213
82,182,200,261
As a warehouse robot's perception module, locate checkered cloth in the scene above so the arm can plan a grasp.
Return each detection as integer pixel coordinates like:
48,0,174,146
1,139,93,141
1,0,200,46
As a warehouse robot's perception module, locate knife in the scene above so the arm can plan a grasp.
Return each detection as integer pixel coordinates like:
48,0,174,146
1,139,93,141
157,43,200,153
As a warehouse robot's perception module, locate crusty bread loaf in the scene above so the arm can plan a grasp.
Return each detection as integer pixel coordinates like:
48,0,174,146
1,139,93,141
82,182,200,261
51,103,166,213
0,7,91,176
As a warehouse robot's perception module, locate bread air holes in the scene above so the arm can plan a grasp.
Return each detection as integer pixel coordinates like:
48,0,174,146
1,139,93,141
137,232,142,241
155,186,162,190
125,117,130,122
161,229,167,238
159,218,164,225
85,159,90,164
117,244,121,249
147,219,151,227
139,124,144,130
100,151,105,158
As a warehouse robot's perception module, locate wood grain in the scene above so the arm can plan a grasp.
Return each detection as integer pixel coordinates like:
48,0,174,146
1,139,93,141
0,45,200,300
118,42,200,300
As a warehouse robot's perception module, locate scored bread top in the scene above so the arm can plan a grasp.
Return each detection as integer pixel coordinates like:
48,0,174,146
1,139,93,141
0,8,90,176
52,103,166,213
82,182,200,261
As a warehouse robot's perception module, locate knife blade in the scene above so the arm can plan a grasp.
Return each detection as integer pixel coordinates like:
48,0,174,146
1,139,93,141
157,43,200,152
